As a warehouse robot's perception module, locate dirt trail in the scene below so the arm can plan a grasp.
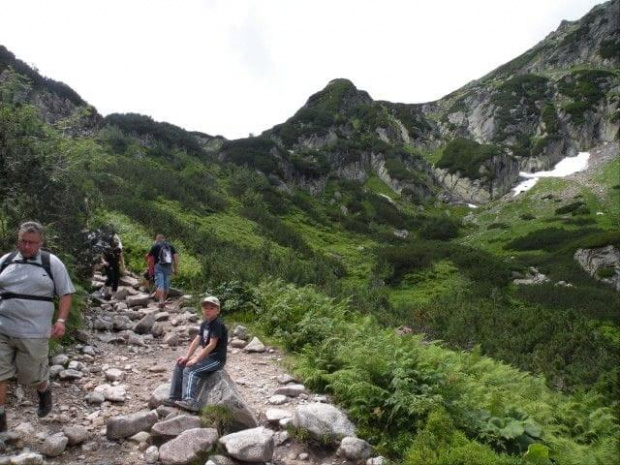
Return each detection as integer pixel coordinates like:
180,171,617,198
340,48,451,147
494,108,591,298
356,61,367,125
0,282,344,465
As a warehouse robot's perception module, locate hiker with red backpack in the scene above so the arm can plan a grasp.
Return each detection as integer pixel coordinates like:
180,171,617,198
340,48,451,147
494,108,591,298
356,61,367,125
0,221,75,432
147,234,178,308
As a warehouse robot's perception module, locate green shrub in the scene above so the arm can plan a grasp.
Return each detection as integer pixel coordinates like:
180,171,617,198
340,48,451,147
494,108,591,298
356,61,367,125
505,227,602,252
599,39,620,59
488,222,510,230
555,201,588,215
437,139,503,180
520,213,536,221
420,216,461,240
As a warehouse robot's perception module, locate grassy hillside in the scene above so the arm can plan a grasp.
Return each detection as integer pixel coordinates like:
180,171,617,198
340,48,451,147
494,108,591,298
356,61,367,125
1,19,619,460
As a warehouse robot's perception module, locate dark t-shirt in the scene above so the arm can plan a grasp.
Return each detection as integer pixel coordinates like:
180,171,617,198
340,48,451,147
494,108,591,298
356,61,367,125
104,247,122,268
148,242,177,265
199,316,228,364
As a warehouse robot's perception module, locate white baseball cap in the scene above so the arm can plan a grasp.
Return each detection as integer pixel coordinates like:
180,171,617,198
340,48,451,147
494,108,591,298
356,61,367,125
201,296,220,308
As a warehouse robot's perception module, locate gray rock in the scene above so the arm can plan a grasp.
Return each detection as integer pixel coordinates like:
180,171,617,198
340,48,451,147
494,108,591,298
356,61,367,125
104,368,125,382
145,445,159,464
244,337,266,353
207,455,236,465
293,403,355,440
73,329,90,343
134,313,157,334
59,369,84,380
159,428,218,465
163,333,180,346
274,383,306,397
268,395,288,405
151,322,166,338
49,364,64,378
93,316,114,331
276,374,297,385
85,391,106,404
232,325,249,340
194,370,259,431
149,384,172,409
265,408,291,425
119,276,140,287
50,354,69,366
113,288,129,301
68,360,86,371
63,425,89,446
152,415,202,438
366,456,387,465
338,436,373,460
82,345,96,356
219,427,274,462
128,431,151,444
126,293,151,307
230,339,247,348
8,452,45,465
575,245,620,291
112,315,134,331
40,433,68,457
95,383,127,402
106,410,159,440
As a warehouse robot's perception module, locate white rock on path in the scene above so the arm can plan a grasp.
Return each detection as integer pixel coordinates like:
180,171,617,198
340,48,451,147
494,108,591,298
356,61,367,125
159,428,218,465
338,436,373,460
106,410,159,440
40,433,69,457
244,337,266,353
293,403,355,440
95,383,127,402
219,427,275,462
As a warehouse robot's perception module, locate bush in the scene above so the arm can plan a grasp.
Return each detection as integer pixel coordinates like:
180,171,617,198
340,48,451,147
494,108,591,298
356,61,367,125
505,227,602,252
437,139,503,180
420,216,461,240
488,222,510,230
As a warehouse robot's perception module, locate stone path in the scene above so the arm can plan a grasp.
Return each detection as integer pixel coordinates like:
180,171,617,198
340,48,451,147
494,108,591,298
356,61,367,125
0,273,378,465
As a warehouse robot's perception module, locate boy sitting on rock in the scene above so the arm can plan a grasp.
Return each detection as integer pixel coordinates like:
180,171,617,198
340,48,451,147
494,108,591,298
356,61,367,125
165,295,228,412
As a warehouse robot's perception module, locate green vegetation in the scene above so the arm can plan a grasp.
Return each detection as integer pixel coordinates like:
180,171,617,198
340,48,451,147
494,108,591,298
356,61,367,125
557,70,616,124
437,138,503,180
224,280,620,463
3,25,620,463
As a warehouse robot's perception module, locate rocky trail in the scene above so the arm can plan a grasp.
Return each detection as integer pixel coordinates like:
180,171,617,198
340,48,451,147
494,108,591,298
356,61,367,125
0,274,380,465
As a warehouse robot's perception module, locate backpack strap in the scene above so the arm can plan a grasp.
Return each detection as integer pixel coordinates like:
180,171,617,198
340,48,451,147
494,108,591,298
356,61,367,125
0,250,56,302
0,251,18,276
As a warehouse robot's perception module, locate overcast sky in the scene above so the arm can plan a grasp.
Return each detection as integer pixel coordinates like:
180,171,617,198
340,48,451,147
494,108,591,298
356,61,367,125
0,0,606,139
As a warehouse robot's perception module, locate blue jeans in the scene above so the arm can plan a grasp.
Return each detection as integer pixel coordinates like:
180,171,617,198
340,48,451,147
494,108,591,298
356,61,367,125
169,356,223,401
154,263,172,291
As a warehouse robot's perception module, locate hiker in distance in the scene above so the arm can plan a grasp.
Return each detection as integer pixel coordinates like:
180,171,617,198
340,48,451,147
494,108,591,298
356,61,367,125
100,235,123,299
147,234,178,309
0,221,75,432
165,295,228,412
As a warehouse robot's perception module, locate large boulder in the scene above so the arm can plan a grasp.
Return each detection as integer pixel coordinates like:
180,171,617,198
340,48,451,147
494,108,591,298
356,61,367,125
194,370,259,431
159,428,218,465
219,427,274,462
574,245,620,291
293,403,355,440
106,410,159,440
152,415,202,438
338,436,373,460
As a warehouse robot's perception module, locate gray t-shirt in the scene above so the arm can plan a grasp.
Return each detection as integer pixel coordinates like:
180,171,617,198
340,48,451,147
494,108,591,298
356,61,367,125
0,251,75,338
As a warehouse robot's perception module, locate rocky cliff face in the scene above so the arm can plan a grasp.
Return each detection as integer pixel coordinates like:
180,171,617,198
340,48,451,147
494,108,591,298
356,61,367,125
253,0,618,205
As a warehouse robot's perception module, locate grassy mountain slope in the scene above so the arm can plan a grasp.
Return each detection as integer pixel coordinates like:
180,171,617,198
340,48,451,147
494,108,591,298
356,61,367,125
0,1,618,462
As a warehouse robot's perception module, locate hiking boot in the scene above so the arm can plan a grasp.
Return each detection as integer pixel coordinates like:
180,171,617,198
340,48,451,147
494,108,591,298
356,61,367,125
0,411,6,433
162,398,180,407
174,399,201,413
37,388,53,418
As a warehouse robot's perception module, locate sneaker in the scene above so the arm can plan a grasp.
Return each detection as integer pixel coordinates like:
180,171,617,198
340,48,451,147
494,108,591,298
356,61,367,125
37,388,53,418
162,398,180,407
0,411,6,433
174,399,201,413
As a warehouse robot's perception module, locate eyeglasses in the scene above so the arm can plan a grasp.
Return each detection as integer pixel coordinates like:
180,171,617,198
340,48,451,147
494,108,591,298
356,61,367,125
19,239,41,246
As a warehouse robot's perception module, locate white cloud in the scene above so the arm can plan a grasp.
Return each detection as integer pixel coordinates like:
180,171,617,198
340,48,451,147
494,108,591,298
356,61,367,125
0,0,606,139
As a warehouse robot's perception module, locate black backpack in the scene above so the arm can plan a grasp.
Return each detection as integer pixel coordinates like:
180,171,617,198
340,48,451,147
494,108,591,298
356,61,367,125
0,250,56,302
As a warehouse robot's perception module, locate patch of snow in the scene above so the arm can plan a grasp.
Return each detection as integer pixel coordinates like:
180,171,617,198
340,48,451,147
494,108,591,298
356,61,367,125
378,193,395,204
467,203,478,209
512,152,590,196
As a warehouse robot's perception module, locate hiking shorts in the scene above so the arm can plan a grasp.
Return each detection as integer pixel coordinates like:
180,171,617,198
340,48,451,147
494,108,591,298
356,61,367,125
154,263,173,291
0,333,49,385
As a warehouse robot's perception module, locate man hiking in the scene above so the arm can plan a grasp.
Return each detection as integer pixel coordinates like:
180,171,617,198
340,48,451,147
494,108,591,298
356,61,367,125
0,221,75,432
147,234,179,308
